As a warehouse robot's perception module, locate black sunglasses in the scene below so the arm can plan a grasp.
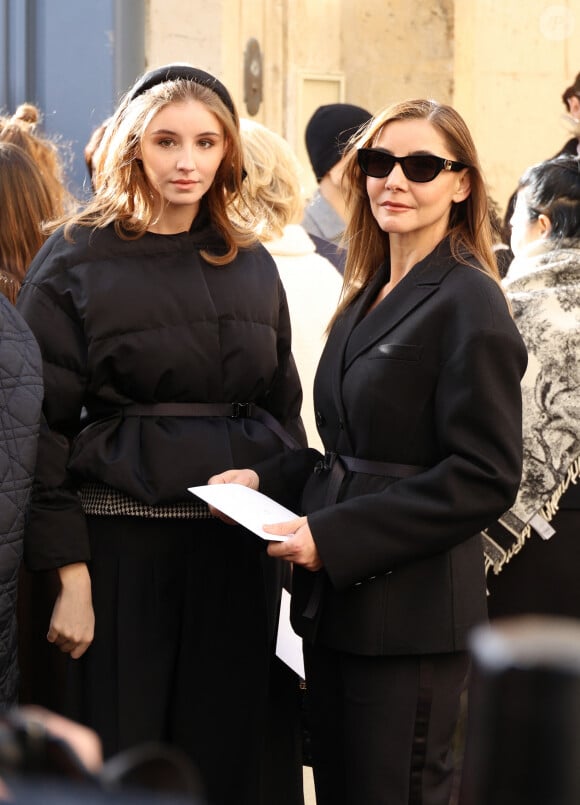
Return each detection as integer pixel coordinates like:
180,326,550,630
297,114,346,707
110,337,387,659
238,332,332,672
358,148,468,183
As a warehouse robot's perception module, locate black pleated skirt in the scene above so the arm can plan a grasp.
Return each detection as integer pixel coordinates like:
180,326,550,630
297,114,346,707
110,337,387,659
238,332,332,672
67,515,273,805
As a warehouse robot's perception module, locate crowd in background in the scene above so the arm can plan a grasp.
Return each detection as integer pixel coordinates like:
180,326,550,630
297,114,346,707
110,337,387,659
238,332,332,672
0,65,578,805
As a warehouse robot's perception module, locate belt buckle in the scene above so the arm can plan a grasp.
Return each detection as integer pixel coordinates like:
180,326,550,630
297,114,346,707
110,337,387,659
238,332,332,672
314,451,337,474
231,402,251,419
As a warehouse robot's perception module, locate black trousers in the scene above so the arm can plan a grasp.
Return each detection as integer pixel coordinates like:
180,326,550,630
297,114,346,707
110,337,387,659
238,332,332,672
303,643,469,805
67,515,273,805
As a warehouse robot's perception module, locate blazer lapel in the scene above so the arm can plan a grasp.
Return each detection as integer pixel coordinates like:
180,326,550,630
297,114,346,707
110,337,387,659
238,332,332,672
321,238,458,450
344,240,458,370
321,267,386,453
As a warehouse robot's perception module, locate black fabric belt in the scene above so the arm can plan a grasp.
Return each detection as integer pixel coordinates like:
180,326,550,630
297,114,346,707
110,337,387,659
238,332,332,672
124,401,255,418
303,451,426,620
121,401,302,451
314,451,426,508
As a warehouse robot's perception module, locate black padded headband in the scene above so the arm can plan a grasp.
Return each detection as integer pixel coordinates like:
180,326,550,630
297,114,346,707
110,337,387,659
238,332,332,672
128,64,236,119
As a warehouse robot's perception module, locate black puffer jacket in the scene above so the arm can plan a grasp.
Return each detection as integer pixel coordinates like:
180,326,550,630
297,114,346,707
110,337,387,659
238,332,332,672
0,295,42,708
17,212,305,571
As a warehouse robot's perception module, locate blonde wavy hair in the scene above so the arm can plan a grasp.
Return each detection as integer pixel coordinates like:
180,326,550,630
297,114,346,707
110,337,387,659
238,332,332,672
331,98,501,327
233,118,306,240
59,75,256,265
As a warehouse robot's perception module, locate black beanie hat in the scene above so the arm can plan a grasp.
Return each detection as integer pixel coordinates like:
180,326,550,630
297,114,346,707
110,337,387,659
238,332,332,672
305,103,372,181
128,63,236,119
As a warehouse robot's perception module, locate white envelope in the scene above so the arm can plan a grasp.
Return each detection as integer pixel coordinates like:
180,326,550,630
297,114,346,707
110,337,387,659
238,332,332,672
188,483,298,541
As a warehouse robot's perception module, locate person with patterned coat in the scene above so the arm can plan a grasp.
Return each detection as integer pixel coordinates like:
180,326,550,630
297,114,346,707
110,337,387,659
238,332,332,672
486,154,580,617
0,295,42,709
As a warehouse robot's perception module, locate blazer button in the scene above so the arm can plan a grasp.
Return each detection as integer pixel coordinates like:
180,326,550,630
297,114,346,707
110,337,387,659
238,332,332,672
315,410,325,428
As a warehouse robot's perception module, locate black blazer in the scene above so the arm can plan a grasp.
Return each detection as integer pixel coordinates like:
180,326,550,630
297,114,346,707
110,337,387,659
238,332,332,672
265,239,527,656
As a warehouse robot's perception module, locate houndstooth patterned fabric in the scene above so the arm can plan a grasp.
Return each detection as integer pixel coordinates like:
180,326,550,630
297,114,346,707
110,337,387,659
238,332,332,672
0,297,43,709
80,481,211,519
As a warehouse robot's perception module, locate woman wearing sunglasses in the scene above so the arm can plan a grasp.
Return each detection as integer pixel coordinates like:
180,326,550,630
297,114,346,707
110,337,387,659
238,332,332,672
210,99,527,805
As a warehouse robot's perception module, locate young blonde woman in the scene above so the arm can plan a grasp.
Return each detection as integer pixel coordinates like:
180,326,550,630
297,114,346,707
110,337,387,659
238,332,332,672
210,99,527,805
16,64,305,805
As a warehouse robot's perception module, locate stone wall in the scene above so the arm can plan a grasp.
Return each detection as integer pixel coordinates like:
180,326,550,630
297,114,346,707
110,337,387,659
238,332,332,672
146,0,578,213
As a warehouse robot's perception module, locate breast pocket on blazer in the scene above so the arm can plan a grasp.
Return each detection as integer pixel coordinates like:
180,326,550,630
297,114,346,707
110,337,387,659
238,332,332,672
372,343,423,361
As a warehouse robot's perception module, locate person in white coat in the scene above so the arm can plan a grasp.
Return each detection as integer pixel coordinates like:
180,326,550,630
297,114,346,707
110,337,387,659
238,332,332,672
237,118,343,452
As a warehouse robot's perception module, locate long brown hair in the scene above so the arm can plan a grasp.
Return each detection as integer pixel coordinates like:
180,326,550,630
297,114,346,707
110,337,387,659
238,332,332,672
0,142,57,303
61,74,256,265
0,103,74,217
332,98,500,325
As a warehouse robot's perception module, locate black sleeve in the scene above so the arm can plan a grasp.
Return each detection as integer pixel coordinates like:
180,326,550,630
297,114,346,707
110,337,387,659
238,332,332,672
259,279,307,449
310,325,527,590
17,281,90,571
252,448,321,513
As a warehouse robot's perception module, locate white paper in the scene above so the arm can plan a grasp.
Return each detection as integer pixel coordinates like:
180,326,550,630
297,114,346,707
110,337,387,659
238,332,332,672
276,588,305,678
188,483,298,541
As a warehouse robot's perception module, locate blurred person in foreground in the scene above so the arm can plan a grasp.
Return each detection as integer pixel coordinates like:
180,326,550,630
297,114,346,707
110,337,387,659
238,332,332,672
0,705,205,803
